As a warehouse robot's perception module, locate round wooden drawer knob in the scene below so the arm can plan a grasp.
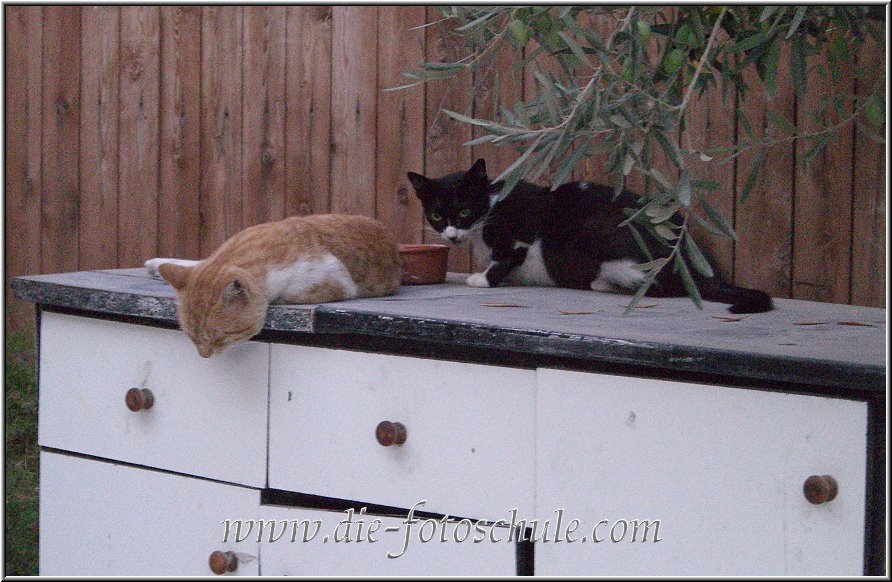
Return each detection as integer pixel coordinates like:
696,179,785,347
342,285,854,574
209,550,238,575
803,475,838,504
125,388,154,412
376,421,407,447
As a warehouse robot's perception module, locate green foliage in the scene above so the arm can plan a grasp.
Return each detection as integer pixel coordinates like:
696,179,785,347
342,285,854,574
399,6,885,309
5,330,39,576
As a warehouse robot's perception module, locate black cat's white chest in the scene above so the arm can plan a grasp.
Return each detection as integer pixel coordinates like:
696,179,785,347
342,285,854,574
469,230,556,287
468,229,492,267
505,239,556,286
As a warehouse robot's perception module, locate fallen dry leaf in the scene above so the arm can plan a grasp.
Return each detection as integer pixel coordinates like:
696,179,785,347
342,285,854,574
619,303,660,309
480,302,527,308
837,321,875,327
712,315,748,322
794,321,829,326
558,310,601,315
778,342,798,346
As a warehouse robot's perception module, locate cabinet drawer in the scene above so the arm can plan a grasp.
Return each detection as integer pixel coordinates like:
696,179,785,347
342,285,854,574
38,312,268,486
535,368,868,575
258,504,517,575
40,452,260,575
268,345,536,521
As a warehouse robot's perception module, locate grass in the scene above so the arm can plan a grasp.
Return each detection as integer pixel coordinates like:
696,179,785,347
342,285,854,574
5,328,39,576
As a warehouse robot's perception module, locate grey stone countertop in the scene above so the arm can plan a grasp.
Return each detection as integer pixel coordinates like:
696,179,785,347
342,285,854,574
12,269,886,394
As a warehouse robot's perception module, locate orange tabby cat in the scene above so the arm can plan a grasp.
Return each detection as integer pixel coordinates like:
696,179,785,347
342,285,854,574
145,214,401,358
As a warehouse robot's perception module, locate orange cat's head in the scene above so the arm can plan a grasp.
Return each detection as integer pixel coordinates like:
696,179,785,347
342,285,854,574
158,263,267,358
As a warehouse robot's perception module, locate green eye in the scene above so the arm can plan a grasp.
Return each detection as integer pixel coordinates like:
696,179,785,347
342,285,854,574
429,213,443,222
459,208,471,218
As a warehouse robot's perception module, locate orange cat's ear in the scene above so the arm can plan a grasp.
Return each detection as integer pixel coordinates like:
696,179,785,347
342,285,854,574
157,263,192,291
222,278,248,305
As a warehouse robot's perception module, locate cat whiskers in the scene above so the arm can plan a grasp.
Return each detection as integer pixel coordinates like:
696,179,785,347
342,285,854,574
471,213,497,234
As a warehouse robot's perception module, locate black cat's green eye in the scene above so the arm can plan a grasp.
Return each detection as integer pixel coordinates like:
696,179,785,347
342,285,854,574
459,208,471,218
429,213,443,222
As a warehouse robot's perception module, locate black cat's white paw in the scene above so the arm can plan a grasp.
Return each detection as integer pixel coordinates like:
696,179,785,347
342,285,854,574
466,272,491,288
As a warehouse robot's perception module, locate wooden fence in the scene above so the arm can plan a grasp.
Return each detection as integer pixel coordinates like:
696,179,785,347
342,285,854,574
5,6,885,332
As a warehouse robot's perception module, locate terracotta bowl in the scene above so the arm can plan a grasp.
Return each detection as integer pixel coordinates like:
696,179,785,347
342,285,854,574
399,244,450,285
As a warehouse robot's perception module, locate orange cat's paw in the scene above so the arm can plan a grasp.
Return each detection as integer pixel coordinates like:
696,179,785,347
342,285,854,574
145,258,164,277
145,258,201,278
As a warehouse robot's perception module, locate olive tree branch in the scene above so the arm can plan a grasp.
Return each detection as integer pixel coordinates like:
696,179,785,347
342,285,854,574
675,7,728,117
713,75,884,165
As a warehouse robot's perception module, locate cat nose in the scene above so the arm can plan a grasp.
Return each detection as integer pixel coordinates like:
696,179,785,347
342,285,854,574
443,226,461,243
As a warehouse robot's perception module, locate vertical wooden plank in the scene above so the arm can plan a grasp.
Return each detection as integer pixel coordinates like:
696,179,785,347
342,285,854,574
574,10,615,186
200,7,243,255
41,7,81,276
159,6,201,259
79,6,119,271
569,8,649,195
119,7,160,268
5,6,43,332
243,6,286,228
472,44,524,179
734,46,794,299
850,40,886,307
425,6,472,272
284,6,332,217
521,37,565,189
375,6,426,244
642,9,679,199
792,51,854,303
686,87,737,281
330,6,378,218
470,41,524,271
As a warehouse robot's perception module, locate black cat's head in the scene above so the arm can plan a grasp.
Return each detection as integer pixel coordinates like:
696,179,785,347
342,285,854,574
407,158,494,245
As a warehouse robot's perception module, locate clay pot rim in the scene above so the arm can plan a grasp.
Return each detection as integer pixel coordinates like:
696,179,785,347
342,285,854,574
398,244,450,254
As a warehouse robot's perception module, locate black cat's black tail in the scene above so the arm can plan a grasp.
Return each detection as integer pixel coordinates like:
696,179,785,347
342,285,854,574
698,277,774,314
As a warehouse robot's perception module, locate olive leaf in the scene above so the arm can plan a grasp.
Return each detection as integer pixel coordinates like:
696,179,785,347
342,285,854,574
684,233,715,278
675,254,704,309
623,272,658,315
740,151,767,203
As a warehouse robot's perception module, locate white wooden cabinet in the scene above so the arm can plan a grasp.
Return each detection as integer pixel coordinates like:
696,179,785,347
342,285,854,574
535,368,868,576
33,310,877,575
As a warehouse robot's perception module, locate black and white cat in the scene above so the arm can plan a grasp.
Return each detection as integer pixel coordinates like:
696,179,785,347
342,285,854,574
407,158,773,314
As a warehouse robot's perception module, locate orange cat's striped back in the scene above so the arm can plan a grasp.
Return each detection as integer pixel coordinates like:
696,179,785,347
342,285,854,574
146,214,401,357
204,213,402,299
